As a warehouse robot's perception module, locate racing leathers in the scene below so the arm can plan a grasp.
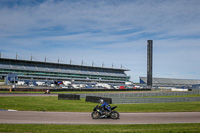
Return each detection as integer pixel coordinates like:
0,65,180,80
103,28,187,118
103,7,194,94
100,102,111,115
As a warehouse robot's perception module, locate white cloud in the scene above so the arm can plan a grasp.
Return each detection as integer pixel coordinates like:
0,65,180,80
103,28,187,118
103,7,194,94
1,0,200,36
0,0,200,82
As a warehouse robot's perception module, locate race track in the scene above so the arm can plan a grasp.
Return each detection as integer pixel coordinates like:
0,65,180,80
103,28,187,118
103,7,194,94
1,93,200,124
1,111,200,124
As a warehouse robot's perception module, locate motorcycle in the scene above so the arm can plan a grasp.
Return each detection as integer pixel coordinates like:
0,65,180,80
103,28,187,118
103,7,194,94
91,105,120,119
44,90,50,94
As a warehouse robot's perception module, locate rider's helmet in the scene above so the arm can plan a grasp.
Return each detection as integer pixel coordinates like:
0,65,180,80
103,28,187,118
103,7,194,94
99,99,104,104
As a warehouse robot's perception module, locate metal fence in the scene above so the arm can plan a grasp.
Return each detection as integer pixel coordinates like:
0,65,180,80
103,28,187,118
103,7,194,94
80,90,200,99
79,90,200,104
112,97,200,104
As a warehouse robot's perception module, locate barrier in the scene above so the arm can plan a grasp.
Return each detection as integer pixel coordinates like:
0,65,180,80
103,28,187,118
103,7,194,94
112,97,200,104
86,96,112,104
58,94,80,100
0,88,151,92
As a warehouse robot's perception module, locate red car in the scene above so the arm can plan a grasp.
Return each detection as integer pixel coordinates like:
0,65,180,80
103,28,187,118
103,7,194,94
119,86,127,89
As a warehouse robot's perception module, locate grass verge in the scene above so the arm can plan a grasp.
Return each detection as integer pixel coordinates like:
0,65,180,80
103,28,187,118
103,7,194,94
0,123,200,133
0,96,200,112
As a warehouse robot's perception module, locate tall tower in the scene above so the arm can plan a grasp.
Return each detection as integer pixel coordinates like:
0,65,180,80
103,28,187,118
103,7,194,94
147,40,153,88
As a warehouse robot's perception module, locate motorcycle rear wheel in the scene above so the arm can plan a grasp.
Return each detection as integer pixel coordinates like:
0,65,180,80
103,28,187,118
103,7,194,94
110,111,120,119
91,111,100,119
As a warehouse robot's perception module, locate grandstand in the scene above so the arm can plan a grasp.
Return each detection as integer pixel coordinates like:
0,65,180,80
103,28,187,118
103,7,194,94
0,58,130,85
140,77,200,87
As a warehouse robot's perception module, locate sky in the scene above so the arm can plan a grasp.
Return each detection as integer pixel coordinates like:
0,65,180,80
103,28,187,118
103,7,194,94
0,0,200,82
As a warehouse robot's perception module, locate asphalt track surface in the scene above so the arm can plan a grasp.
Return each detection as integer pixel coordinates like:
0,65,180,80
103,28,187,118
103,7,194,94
1,111,200,124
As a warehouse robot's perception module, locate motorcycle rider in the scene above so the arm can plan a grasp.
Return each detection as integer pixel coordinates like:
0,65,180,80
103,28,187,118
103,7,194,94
99,99,111,116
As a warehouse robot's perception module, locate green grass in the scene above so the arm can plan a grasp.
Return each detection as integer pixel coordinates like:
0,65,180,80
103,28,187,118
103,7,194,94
119,101,200,112
0,96,200,112
0,123,200,133
0,97,95,112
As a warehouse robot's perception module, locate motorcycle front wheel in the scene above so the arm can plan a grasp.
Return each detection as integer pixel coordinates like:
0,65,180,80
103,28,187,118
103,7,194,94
91,111,100,119
110,111,120,119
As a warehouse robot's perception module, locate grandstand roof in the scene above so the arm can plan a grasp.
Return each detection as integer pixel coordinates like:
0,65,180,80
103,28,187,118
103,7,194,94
140,77,200,85
0,58,129,72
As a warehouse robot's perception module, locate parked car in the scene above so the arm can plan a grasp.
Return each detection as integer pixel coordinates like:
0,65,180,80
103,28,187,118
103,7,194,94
119,86,127,89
